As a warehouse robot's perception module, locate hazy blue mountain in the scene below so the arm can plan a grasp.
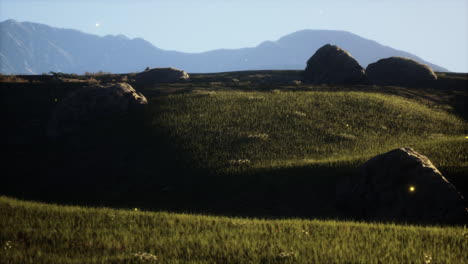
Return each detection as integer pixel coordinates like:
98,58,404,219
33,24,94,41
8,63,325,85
0,19,448,74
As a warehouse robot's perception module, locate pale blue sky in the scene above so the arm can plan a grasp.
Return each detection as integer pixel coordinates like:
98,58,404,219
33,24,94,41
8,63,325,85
1,0,467,72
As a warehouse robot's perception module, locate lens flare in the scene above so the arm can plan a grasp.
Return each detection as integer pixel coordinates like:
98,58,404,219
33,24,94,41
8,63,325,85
409,186,416,192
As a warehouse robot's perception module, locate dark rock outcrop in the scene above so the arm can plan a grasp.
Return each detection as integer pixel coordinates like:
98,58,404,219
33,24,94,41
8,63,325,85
47,82,148,142
336,148,467,225
44,83,148,193
303,44,366,85
366,57,437,86
135,67,189,86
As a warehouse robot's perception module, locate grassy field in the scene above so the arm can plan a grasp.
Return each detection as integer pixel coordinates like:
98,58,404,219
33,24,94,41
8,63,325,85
2,78,467,217
1,71,467,263
1,196,467,264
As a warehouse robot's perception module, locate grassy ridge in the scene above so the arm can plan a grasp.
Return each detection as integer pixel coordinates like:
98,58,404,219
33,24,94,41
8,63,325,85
105,89,465,219
3,88,467,219
149,90,466,174
1,196,466,264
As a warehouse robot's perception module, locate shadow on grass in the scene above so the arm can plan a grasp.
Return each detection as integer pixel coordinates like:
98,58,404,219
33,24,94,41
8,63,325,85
2,140,351,221
2,78,467,224
1,86,351,220
4,121,467,223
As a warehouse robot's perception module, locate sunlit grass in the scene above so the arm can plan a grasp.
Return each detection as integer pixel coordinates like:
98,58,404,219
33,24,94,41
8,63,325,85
1,196,466,264
148,91,466,175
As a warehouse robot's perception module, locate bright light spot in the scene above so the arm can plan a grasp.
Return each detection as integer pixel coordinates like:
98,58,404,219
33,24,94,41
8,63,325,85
95,22,100,28
409,186,416,192
134,208,139,211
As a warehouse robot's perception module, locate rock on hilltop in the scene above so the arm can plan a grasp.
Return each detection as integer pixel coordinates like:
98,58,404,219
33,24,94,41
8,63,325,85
47,82,147,143
303,44,366,85
366,57,437,86
135,67,189,86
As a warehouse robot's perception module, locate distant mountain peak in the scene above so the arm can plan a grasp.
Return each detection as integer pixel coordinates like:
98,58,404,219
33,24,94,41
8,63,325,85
0,20,449,74
104,34,130,40
3,19,18,24
257,40,279,48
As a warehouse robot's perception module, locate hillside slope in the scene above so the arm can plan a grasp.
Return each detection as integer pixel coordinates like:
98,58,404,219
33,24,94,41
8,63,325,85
3,82,466,220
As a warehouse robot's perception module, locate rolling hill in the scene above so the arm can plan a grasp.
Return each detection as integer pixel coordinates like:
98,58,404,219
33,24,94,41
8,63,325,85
3,72,466,220
1,69,467,263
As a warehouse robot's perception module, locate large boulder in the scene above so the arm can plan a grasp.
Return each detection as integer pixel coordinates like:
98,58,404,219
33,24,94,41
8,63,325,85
303,44,366,85
45,83,148,192
366,57,437,86
336,148,467,225
136,67,189,86
47,82,148,142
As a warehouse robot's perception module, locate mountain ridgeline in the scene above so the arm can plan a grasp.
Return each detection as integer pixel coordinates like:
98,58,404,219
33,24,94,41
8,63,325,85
0,19,448,74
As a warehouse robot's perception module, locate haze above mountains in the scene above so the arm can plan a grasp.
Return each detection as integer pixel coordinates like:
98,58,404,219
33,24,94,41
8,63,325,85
0,19,448,75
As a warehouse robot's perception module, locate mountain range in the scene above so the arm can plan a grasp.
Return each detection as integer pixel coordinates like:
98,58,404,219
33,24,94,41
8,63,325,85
0,19,448,74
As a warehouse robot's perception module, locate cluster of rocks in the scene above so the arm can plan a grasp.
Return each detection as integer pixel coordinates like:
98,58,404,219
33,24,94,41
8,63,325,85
43,66,192,157
302,47,465,224
303,44,437,86
46,66,190,143
302,45,466,224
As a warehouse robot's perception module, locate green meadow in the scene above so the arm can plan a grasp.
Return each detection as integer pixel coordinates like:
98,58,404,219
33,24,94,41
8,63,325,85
1,71,467,263
1,196,467,264
148,90,465,172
